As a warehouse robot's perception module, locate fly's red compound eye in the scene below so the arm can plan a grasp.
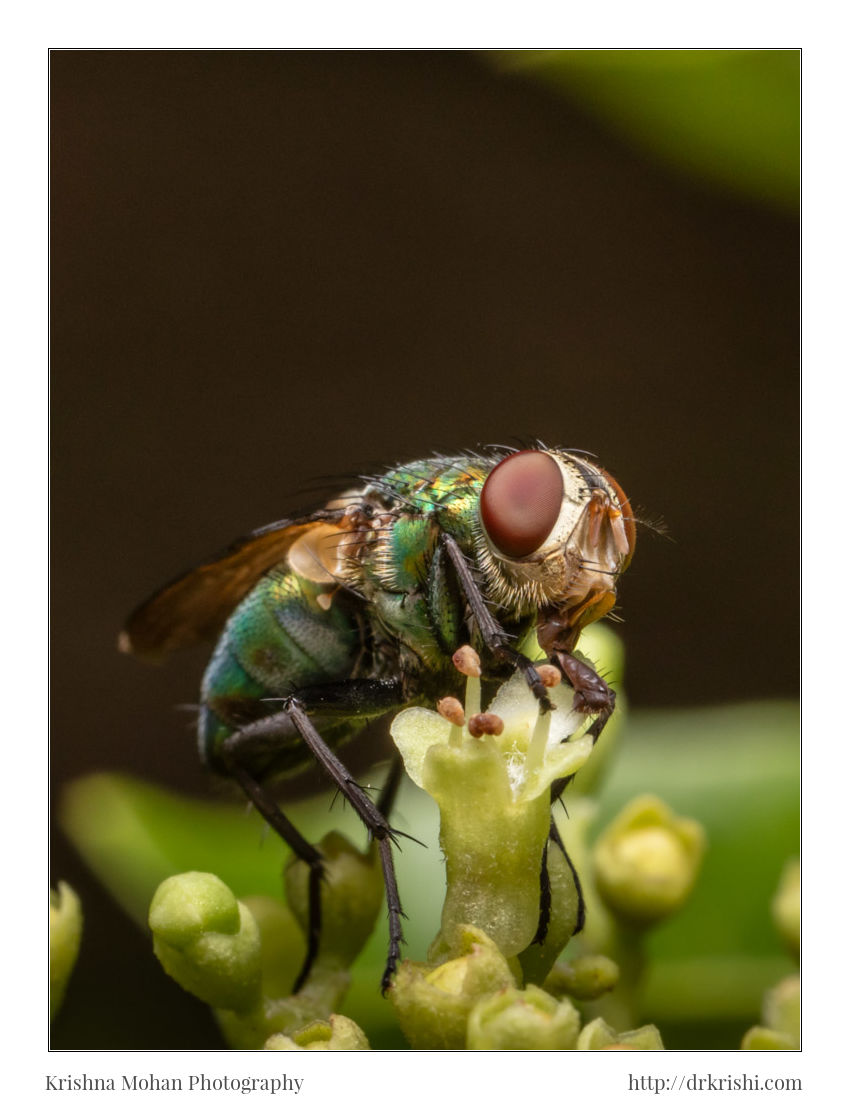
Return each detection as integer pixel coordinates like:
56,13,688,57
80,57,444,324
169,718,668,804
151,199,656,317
480,450,564,558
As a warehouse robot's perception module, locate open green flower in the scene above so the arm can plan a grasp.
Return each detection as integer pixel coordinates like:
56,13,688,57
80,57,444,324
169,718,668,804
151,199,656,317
391,660,596,960
264,1014,370,1050
467,984,581,1049
577,1015,664,1050
389,924,517,1049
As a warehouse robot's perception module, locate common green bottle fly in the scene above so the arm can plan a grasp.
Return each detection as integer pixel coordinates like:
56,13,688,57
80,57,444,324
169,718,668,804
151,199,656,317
121,446,635,992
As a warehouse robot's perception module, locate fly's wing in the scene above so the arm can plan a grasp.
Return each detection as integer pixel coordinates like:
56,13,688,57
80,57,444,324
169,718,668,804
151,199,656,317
119,513,340,663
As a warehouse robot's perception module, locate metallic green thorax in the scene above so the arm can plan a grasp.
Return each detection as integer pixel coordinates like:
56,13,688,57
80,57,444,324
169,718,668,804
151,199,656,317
199,454,529,778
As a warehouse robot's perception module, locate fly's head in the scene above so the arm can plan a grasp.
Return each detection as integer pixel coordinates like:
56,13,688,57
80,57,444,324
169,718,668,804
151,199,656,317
475,448,636,634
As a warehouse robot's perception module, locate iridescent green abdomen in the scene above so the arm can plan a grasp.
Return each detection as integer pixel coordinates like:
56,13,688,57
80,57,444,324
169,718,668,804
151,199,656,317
199,562,361,774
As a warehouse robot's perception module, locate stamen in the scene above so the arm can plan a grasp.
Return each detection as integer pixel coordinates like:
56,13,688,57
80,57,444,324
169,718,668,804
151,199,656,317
453,645,482,717
535,663,562,688
437,696,465,727
467,712,504,738
525,708,550,776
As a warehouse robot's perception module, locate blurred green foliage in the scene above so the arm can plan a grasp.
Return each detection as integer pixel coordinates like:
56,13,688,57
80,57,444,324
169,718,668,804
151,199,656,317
493,50,799,209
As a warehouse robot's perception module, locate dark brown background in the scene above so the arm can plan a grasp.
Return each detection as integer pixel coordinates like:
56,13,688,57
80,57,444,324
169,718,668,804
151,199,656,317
50,50,798,1047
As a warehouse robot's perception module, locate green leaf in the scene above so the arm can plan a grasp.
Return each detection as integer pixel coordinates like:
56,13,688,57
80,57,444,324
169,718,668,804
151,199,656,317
494,50,799,209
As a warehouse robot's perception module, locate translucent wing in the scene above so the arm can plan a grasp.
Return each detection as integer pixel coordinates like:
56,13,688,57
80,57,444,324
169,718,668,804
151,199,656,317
119,513,337,663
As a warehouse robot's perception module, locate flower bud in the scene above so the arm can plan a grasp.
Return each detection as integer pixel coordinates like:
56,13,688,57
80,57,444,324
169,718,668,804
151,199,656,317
239,895,306,1001
742,974,801,1050
577,1015,664,1050
593,795,705,927
467,984,580,1049
771,859,799,959
149,872,262,1012
543,954,620,1001
389,925,516,1049
264,1014,370,1050
50,882,83,1020
284,831,383,972
741,976,800,1052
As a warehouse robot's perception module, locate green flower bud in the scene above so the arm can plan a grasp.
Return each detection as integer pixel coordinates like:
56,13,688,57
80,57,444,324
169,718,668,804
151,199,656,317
284,831,383,972
577,1015,664,1050
543,954,620,1001
742,974,800,1051
264,1014,370,1050
771,859,800,959
389,925,516,1049
467,984,580,1049
50,882,83,1020
240,895,306,1001
213,887,356,1049
593,796,705,927
149,872,262,1013
740,1026,797,1050
763,975,800,1042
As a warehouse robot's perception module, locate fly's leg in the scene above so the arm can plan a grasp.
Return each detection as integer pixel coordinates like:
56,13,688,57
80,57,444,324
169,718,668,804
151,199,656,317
223,757,325,993
285,699,405,994
554,649,616,720
221,678,407,995
532,704,613,947
440,533,553,708
532,806,588,945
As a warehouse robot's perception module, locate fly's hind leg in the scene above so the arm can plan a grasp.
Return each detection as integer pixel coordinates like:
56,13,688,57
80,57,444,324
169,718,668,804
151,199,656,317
221,678,407,995
532,807,587,945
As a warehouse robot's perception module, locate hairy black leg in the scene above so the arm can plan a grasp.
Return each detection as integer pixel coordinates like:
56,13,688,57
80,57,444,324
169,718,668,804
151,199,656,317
284,700,405,992
531,812,588,945
554,649,616,718
377,753,404,819
532,836,553,945
222,679,408,994
440,532,554,709
222,757,324,993
548,813,587,936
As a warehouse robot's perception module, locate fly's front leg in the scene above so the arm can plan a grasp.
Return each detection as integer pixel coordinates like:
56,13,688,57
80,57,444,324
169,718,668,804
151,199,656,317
554,649,616,723
222,679,407,995
440,533,553,709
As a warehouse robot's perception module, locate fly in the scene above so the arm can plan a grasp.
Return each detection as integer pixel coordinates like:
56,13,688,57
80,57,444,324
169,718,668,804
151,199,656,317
120,446,636,992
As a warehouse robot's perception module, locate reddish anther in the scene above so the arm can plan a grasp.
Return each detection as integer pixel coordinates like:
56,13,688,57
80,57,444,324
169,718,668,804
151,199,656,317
452,645,482,677
437,696,466,726
467,712,504,738
535,663,562,688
